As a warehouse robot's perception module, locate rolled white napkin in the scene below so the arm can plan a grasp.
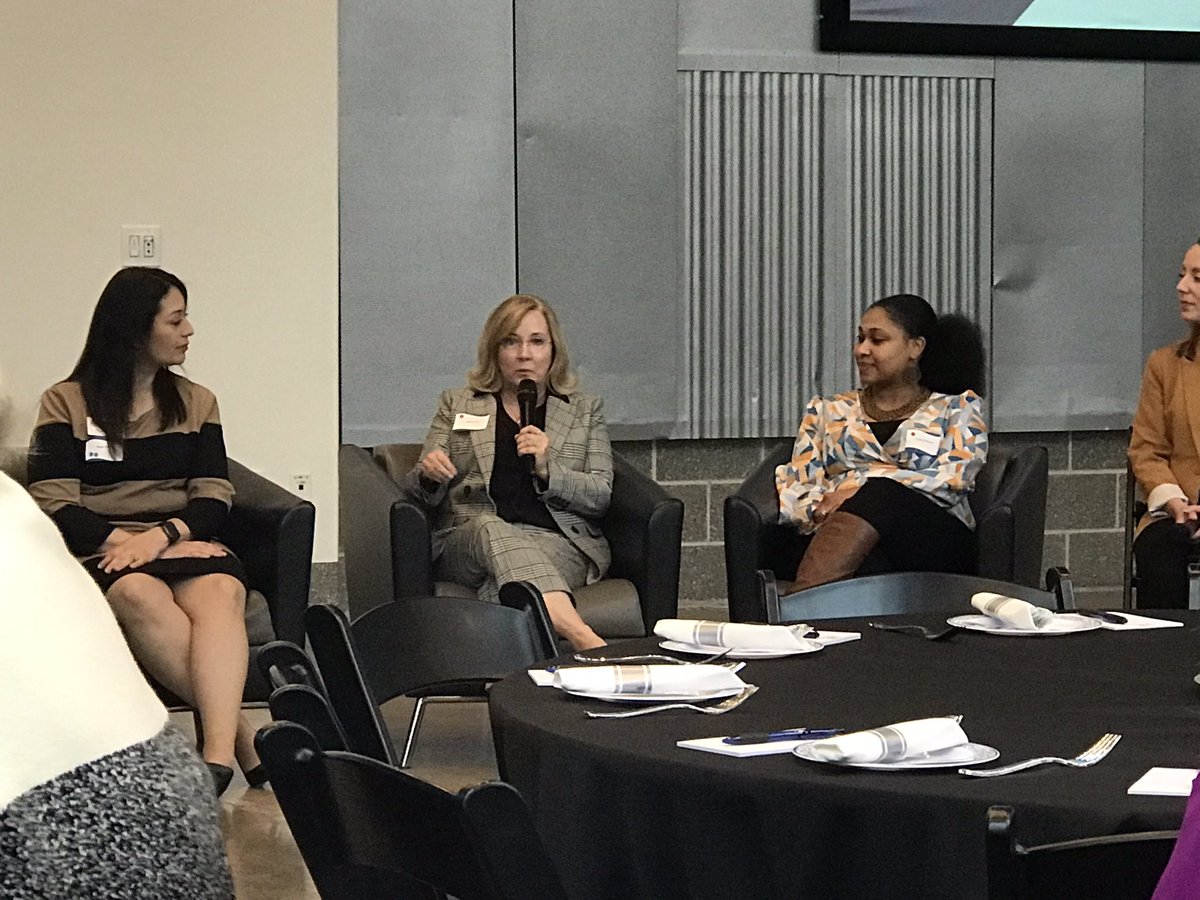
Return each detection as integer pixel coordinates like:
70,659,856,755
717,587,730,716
806,717,968,763
552,664,747,695
654,618,816,650
971,592,1055,630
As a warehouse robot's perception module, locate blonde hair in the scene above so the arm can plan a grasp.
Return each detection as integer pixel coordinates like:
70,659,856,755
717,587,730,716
467,294,577,394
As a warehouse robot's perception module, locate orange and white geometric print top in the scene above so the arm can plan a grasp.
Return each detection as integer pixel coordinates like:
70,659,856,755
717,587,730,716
775,390,988,534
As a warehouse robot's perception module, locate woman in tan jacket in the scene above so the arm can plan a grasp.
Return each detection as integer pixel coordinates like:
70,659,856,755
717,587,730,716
1129,239,1200,606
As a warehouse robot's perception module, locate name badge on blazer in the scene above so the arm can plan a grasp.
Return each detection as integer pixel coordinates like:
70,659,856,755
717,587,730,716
901,429,941,456
84,417,124,462
453,413,490,431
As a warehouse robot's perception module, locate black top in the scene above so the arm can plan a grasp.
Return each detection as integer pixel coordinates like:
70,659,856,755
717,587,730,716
867,418,903,444
490,397,559,532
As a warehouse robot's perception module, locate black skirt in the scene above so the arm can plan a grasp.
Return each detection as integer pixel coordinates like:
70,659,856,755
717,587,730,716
81,552,248,594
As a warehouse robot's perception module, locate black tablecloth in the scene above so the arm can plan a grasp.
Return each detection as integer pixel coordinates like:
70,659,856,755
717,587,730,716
488,612,1200,900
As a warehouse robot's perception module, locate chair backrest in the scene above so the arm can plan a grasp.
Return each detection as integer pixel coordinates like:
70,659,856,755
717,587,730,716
970,444,1050,588
303,604,401,765
986,805,1177,900
257,640,325,693
339,443,412,619
768,571,1059,623
257,721,568,900
268,684,350,752
601,452,685,633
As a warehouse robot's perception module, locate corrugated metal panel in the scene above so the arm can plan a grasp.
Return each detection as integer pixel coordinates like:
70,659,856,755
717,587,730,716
682,70,824,438
682,71,991,438
846,75,989,320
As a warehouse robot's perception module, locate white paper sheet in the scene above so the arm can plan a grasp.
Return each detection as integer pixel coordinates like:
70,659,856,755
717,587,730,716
1127,767,1198,796
1098,613,1184,631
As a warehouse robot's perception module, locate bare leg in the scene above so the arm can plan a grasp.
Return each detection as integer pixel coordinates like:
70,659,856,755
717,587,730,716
542,590,606,650
174,574,249,768
107,574,195,702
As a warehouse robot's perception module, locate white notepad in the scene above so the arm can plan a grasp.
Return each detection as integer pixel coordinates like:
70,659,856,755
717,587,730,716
1127,767,1198,797
1098,613,1185,631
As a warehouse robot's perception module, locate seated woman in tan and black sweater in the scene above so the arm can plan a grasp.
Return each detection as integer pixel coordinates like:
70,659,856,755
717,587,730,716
28,267,261,795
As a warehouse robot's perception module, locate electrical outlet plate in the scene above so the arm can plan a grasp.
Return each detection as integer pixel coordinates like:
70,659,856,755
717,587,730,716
121,226,162,266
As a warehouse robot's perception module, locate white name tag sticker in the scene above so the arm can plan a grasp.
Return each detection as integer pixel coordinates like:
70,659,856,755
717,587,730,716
902,429,941,455
453,413,490,431
84,417,123,462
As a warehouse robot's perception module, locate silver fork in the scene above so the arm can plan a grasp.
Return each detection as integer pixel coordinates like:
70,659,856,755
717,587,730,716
585,685,759,719
572,649,732,665
958,732,1121,777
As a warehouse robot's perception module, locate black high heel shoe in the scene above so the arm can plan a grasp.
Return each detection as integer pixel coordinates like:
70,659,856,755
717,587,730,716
207,763,234,797
241,764,269,789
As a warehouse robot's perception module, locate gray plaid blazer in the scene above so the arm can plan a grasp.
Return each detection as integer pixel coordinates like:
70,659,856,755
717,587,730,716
404,387,613,576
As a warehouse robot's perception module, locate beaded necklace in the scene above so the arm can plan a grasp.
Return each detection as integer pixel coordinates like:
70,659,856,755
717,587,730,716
858,385,931,422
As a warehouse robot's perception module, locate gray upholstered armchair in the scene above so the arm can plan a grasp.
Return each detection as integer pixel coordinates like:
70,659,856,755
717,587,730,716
339,443,682,638
723,442,1050,623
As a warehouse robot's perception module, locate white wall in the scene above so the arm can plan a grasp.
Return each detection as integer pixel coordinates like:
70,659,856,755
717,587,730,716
0,1,340,560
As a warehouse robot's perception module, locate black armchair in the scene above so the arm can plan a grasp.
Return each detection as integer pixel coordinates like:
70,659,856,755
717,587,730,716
4,450,314,704
339,443,682,637
724,442,1049,623
224,459,316,700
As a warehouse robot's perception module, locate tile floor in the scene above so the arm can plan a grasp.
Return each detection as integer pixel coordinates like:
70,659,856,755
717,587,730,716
204,696,500,899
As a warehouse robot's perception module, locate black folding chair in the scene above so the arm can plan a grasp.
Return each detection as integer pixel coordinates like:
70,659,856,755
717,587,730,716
759,569,1070,624
304,582,557,767
986,805,1177,900
257,640,326,694
267,684,349,753
257,721,569,900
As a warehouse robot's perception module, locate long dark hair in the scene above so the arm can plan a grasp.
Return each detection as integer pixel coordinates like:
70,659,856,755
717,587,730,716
869,293,986,396
68,267,188,445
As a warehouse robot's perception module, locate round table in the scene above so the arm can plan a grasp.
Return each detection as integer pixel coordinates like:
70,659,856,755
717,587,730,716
488,611,1200,900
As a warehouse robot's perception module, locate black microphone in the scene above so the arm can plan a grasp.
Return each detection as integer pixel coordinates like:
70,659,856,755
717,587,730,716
517,379,538,474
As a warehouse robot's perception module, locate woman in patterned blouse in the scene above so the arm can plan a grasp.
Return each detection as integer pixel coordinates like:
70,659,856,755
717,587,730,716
774,293,987,593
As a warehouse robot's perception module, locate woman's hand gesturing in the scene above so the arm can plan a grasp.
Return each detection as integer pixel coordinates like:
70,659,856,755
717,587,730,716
419,450,458,485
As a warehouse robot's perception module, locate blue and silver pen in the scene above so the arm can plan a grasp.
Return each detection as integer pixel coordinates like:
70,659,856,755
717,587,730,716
722,728,843,746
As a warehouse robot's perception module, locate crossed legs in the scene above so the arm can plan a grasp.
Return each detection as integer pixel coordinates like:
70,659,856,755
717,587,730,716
106,572,256,769
437,514,606,650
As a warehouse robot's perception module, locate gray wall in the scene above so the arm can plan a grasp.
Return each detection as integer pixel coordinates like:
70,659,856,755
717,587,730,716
341,0,1200,442
514,1,678,436
341,0,678,443
991,60,1145,430
340,0,517,446
1143,65,1200,360
678,0,1200,433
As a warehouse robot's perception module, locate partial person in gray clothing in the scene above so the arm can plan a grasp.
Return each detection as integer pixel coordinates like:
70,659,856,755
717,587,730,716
405,294,612,649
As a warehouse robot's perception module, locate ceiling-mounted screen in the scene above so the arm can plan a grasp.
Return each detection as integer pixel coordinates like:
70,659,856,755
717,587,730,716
820,0,1200,61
